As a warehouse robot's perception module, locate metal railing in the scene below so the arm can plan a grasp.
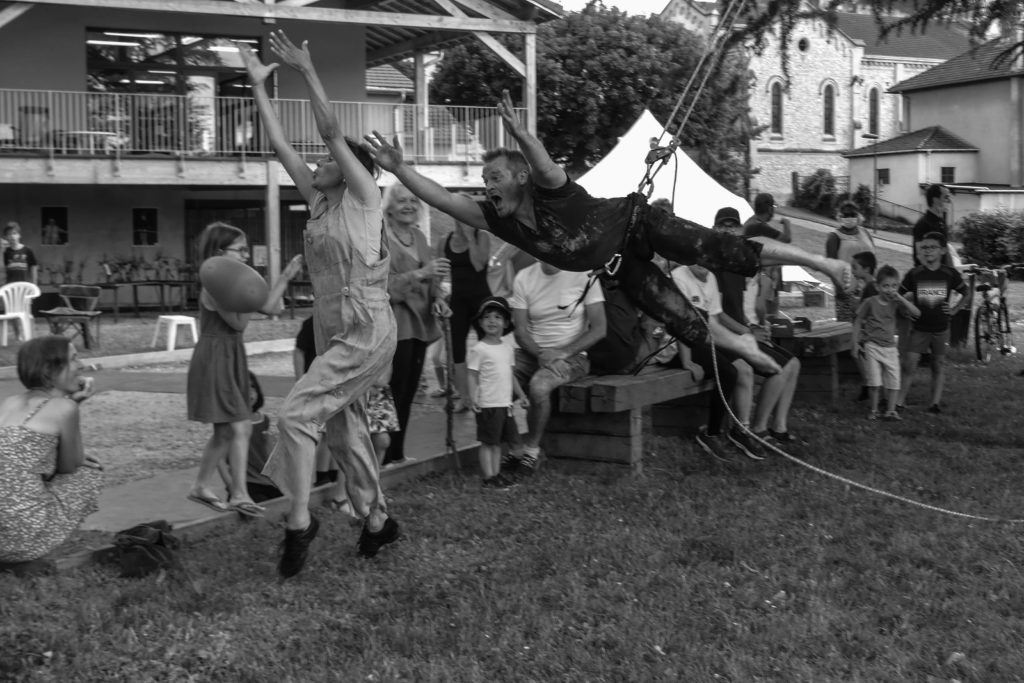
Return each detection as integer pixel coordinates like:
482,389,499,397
0,88,514,163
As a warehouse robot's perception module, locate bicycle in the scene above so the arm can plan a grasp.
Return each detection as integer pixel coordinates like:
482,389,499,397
961,264,1019,363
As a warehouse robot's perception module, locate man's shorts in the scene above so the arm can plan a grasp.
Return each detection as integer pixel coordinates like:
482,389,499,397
905,328,950,357
862,341,900,390
476,406,523,447
514,349,591,392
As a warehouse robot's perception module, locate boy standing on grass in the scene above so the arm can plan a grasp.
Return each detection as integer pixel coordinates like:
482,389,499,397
466,296,529,489
896,232,968,414
851,250,878,402
851,265,920,420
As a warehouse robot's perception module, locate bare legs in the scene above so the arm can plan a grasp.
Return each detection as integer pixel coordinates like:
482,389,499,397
192,420,254,505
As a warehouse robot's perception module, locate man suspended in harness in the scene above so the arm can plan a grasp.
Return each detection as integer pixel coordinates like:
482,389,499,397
363,90,855,375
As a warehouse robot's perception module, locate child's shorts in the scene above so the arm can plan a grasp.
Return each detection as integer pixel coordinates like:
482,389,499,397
476,406,523,448
367,385,399,434
906,328,950,357
863,341,900,390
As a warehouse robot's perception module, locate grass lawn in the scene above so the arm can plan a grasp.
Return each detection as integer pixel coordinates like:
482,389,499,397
4,224,1024,680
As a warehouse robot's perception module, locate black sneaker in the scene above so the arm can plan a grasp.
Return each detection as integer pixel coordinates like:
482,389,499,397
500,454,521,476
482,474,517,490
768,429,799,444
695,427,736,466
519,450,540,476
927,403,942,414
278,514,320,579
728,427,767,461
357,516,400,558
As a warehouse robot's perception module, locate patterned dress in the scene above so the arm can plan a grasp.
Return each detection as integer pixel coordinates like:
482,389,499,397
0,399,102,562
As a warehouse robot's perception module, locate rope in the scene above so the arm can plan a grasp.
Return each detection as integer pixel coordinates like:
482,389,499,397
695,304,1024,524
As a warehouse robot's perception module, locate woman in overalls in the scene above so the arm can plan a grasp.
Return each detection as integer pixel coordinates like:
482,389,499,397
241,32,399,579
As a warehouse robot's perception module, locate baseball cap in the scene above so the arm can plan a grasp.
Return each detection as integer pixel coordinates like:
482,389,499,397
713,207,741,227
472,296,514,337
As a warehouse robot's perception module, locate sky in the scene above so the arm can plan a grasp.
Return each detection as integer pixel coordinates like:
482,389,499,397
554,0,670,16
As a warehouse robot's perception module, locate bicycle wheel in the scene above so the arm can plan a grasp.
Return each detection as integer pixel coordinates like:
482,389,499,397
975,305,994,363
998,298,1015,355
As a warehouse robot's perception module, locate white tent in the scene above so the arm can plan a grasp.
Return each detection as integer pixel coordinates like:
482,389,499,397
576,110,753,229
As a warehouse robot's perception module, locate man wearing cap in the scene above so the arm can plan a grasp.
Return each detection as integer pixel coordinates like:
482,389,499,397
507,262,606,475
710,207,803,458
742,194,791,328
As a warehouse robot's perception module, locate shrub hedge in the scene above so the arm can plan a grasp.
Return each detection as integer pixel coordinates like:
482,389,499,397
955,208,1024,267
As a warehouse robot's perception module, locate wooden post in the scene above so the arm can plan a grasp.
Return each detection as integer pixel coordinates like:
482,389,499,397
265,159,281,318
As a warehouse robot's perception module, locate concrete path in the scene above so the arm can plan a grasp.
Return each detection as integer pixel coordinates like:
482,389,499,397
0,339,480,537
776,206,913,254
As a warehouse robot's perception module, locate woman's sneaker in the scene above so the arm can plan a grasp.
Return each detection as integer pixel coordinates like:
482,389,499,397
695,427,736,466
727,427,767,461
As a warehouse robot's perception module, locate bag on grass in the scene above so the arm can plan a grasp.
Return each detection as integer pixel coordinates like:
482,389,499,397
113,520,181,578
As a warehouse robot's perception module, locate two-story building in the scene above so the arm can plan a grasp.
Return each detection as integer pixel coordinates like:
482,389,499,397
0,0,559,301
846,38,1024,225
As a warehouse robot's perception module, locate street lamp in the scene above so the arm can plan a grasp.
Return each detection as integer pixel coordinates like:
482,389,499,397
861,133,879,228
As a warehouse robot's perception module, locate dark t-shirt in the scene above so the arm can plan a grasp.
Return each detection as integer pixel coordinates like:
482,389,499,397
3,246,36,283
716,270,748,325
478,178,631,271
911,211,948,266
899,264,967,332
743,219,781,240
295,315,316,373
860,281,879,301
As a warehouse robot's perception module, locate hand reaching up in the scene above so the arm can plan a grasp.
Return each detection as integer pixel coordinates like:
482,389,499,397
362,131,406,173
238,43,278,86
268,30,313,73
282,254,304,280
496,89,527,139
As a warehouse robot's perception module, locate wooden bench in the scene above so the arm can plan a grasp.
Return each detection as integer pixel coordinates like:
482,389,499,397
542,365,715,473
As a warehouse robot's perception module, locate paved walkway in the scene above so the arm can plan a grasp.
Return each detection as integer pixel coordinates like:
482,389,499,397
0,341,479,539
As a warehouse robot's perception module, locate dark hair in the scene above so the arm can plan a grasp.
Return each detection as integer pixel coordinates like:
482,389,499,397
482,148,529,175
837,200,860,216
3,222,19,237
248,371,264,413
875,264,899,283
753,193,775,214
925,184,946,205
650,198,673,214
852,251,876,273
918,231,947,246
17,336,71,390
198,222,245,262
343,137,378,178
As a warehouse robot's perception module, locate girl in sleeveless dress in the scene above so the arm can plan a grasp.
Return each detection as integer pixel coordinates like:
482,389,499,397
0,336,102,563
186,222,303,517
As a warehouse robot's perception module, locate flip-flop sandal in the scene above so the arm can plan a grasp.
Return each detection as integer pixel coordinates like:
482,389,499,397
187,492,230,513
229,500,266,518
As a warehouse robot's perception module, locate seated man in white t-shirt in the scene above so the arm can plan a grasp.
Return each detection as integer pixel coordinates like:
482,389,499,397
509,262,606,475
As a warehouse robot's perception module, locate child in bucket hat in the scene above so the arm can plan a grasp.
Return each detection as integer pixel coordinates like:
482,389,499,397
466,296,528,489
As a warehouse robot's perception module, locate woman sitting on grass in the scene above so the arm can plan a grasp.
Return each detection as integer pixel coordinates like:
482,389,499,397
0,336,103,563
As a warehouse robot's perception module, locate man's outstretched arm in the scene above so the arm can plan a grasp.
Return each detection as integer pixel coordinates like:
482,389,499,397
363,132,487,229
496,89,566,190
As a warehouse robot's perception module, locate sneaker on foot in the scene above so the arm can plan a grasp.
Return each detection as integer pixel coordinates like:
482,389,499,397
882,411,902,421
695,427,737,466
483,474,518,490
894,404,906,414
727,427,767,461
768,428,799,443
927,403,942,414
500,452,521,476
278,514,320,579
358,516,400,558
519,447,541,476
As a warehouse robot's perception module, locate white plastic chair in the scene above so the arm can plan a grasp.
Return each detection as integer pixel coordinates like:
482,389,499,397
0,282,41,345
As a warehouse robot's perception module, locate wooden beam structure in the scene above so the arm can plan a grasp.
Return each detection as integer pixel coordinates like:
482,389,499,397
0,3,33,30
18,0,538,34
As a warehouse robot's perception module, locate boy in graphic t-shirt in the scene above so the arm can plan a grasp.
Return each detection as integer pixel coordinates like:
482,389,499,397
3,222,38,284
896,232,968,414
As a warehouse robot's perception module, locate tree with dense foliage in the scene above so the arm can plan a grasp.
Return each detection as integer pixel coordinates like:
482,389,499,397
429,2,753,193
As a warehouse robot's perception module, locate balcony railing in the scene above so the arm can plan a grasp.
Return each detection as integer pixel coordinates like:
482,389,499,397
0,88,515,163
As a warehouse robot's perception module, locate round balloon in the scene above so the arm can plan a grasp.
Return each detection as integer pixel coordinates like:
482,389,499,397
199,256,269,313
